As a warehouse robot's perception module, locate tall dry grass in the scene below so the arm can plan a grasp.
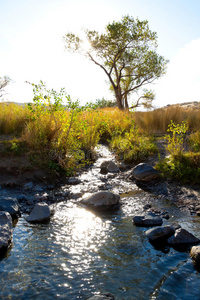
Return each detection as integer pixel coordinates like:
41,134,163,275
135,106,200,133
1,101,200,175
0,102,29,134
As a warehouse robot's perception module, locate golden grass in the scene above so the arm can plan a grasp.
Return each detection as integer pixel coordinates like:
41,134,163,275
0,102,29,134
135,106,200,133
1,102,199,137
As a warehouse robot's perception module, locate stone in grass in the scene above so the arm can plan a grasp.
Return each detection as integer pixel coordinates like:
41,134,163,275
131,163,160,182
145,225,175,242
88,293,115,300
81,191,120,210
26,202,51,223
168,228,200,246
133,213,163,227
0,211,13,253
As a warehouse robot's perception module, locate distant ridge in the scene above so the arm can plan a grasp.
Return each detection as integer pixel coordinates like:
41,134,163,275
162,101,200,110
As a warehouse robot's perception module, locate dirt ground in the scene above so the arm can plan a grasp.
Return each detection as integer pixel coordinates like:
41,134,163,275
0,135,58,187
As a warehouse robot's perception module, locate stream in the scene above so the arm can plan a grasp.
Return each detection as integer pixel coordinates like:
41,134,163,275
1,145,200,299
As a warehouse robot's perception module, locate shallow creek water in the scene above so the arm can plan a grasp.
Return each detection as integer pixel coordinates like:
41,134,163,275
1,146,200,299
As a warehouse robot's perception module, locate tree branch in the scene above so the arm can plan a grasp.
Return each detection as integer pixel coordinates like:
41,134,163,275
88,53,116,89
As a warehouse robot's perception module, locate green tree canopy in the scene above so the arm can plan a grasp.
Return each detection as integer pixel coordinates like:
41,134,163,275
63,15,168,110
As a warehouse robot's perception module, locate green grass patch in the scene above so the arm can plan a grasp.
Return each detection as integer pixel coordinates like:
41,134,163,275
156,152,200,184
110,126,157,163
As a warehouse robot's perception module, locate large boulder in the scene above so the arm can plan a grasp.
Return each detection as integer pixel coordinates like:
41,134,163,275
81,191,120,210
100,161,119,174
0,211,13,253
131,163,160,181
133,213,163,227
0,197,20,218
190,246,200,266
26,202,51,223
145,225,175,242
88,293,115,300
168,228,200,246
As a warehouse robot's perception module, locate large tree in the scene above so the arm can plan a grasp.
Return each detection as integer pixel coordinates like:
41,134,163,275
63,15,168,110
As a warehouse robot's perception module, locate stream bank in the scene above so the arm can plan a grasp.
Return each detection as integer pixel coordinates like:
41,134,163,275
1,144,200,299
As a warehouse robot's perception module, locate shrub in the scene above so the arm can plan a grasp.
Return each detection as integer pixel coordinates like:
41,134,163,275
110,125,157,162
165,120,188,156
156,152,200,184
189,131,200,152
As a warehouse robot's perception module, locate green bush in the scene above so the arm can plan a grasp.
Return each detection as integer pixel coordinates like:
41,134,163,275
165,120,188,156
156,152,200,184
110,125,157,162
189,131,200,152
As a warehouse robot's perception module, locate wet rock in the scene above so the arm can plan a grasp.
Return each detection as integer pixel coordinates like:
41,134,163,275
34,185,44,192
145,225,175,242
119,162,127,172
16,194,27,202
81,191,120,210
67,178,81,185
162,213,170,220
100,166,108,174
190,246,200,266
100,161,119,173
0,211,13,253
143,204,152,210
23,182,34,190
26,202,51,223
133,213,163,227
171,223,182,230
0,197,20,218
131,163,160,181
71,192,83,199
161,211,170,220
88,293,115,300
62,191,70,197
167,228,200,246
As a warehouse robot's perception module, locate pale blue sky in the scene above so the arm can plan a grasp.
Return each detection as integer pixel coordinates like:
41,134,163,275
1,0,200,107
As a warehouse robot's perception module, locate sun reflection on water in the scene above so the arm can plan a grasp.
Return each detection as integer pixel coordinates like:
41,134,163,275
52,202,111,256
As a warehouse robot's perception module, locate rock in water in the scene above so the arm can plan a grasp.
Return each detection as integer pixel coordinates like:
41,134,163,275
145,225,175,242
0,211,13,253
26,202,51,223
133,214,163,227
88,293,115,300
190,246,200,266
100,161,119,173
131,163,160,181
0,197,20,218
81,191,120,210
168,228,200,246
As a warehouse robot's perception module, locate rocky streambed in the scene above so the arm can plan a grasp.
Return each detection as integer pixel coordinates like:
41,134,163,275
1,145,200,299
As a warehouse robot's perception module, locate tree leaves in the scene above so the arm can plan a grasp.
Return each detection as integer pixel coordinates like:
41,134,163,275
63,15,168,109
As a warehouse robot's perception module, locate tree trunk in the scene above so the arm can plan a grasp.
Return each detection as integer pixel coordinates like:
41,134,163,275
124,94,129,110
114,88,124,110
